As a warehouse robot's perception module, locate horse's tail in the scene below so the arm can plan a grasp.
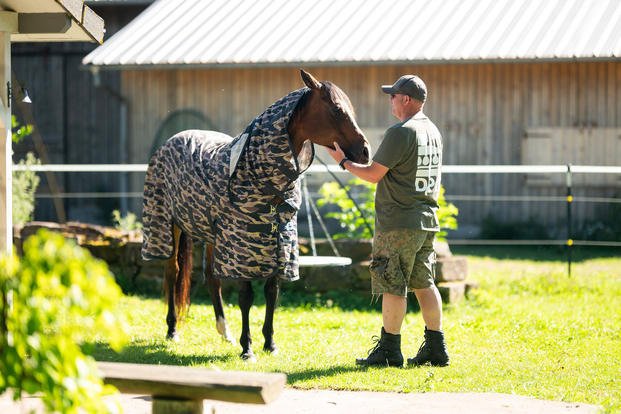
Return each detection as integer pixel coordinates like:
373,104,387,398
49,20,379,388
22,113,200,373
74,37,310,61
174,230,193,319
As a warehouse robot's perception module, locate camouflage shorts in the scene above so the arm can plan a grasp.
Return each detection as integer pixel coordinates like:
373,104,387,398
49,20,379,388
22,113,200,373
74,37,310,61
370,228,436,296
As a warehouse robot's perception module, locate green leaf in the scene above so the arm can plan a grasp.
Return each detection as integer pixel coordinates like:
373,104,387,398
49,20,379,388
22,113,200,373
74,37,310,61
317,179,458,240
0,230,128,412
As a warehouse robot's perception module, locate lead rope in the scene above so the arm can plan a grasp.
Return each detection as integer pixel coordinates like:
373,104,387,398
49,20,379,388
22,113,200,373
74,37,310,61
314,155,374,236
307,188,341,257
301,169,344,258
302,176,317,256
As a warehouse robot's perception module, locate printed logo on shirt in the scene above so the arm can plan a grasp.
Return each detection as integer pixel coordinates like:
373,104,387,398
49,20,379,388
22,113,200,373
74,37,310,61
415,133,441,195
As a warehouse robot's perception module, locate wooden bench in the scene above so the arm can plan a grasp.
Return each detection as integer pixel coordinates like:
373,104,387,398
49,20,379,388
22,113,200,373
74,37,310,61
97,362,286,414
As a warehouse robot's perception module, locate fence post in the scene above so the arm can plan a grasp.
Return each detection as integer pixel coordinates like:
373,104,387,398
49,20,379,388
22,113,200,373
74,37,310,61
566,164,573,277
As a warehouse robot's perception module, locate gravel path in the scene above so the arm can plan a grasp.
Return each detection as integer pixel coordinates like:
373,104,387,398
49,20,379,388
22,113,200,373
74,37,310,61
1,389,601,413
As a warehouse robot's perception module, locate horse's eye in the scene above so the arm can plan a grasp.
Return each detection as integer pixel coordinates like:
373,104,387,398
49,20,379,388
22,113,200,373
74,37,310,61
331,106,345,119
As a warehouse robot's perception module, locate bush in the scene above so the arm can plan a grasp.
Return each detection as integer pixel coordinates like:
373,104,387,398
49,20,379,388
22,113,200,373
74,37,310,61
0,230,128,413
11,116,40,225
574,201,621,241
316,178,376,240
112,209,142,232
12,152,40,226
317,179,458,241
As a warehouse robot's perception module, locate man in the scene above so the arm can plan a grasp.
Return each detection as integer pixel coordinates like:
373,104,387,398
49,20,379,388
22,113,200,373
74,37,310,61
327,75,449,367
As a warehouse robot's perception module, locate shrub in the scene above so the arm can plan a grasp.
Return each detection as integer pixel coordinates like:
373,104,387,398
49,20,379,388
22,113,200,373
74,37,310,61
11,116,40,225
11,115,33,144
112,209,142,232
316,178,375,240
12,152,40,225
0,230,128,413
317,179,458,241
574,200,621,241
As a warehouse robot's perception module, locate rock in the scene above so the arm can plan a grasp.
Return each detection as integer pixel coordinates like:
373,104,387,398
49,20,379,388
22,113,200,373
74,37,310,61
433,240,453,257
437,282,466,303
435,256,468,282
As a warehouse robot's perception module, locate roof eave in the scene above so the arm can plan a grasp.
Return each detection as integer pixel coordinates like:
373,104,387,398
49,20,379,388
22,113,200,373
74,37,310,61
82,56,621,71
3,0,105,44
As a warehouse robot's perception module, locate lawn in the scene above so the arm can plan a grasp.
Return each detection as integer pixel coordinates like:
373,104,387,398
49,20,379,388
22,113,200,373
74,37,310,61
92,246,621,413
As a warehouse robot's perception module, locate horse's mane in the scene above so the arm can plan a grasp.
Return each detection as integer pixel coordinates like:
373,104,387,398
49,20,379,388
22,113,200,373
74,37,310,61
322,81,357,118
290,82,357,125
293,87,312,115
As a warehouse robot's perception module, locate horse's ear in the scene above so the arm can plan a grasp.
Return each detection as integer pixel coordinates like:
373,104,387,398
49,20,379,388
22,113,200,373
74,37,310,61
300,69,321,90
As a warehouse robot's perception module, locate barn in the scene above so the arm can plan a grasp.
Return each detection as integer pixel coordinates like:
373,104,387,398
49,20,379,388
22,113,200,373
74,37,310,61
19,0,621,239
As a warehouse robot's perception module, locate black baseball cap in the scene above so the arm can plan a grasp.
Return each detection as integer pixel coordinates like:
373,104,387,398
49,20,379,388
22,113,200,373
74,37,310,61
381,75,427,102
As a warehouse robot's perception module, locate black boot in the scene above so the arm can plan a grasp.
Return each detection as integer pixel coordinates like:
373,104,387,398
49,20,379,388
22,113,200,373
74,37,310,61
407,327,449,367
356,327,404,367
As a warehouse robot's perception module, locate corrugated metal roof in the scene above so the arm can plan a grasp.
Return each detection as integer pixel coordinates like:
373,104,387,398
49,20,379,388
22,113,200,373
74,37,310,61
85,0,155,5
83,0,621,68
3,0,105,43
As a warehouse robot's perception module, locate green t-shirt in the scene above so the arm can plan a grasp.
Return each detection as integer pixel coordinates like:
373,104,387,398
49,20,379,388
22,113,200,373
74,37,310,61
372,112,443,232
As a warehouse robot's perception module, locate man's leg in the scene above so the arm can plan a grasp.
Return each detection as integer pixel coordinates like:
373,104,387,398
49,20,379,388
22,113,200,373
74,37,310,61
355,229,421,367
355,291,405,366
408,232,449,367
413,286,442,331
382,292,407,334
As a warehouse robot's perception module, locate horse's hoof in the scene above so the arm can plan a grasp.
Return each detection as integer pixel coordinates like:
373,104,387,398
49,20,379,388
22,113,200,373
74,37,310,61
216,317,234,344
263,345,278,355
240,351,256,362
166,332,179,342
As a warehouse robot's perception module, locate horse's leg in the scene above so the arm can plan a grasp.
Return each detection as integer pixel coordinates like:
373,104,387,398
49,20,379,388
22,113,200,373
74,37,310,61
164,226,182,341
204,243,234,343
262,276,280,354
238,280,255,361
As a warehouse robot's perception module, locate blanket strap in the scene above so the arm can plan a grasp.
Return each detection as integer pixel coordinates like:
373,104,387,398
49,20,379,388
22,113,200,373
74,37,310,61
251,202,296,214
246,222,288,234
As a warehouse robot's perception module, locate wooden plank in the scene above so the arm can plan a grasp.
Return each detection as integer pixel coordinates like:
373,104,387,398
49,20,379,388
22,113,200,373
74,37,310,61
18,13,72,34
0,33,10,253
80,6,105,43
98,362,286,404
55,0,83,22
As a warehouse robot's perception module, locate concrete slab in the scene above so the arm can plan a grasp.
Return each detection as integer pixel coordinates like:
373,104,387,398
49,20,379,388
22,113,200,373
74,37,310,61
0,389,601,414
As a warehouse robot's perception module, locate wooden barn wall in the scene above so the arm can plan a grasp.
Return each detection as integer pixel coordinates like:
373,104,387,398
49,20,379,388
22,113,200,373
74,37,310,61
11,5,150,225
12,49,123,223
123,62,621,234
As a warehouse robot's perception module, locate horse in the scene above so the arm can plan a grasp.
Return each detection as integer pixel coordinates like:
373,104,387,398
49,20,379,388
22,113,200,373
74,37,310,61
141,70,370,360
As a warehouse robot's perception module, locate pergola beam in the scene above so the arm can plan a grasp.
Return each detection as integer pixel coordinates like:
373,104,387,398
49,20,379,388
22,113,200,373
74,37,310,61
18,13,72,34
0,0,105,253
0,11,16,32
0,31,11,252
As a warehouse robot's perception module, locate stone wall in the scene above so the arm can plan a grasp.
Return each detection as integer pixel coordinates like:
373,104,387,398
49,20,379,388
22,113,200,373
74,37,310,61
15,222,473,302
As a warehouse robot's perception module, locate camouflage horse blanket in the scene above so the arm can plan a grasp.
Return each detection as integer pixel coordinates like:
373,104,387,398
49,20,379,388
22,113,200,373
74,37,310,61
142,88,313,281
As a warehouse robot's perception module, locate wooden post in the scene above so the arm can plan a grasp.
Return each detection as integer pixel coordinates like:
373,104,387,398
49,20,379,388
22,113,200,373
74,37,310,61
566,164,573,277
152,398,208,414
0,30,13,254
97,362,287,407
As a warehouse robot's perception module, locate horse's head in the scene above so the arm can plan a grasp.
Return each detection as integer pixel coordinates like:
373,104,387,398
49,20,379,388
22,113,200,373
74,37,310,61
289,70,371,165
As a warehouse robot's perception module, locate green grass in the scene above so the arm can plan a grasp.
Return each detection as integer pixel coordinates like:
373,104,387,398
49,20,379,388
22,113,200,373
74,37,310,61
91,248,621,412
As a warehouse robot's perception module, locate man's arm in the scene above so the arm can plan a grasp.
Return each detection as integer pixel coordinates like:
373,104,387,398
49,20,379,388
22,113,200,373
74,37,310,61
326,142,389,184
341,160,388,183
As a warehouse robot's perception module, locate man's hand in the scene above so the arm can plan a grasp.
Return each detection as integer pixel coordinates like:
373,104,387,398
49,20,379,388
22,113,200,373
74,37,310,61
326,141,388,183
326,142,346,164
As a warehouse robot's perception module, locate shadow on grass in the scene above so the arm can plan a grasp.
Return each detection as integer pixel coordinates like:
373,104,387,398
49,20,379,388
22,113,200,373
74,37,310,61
451,244,620,261
93,340,368,385
90,341,236,366
123,284,420,313
286,365,364,384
